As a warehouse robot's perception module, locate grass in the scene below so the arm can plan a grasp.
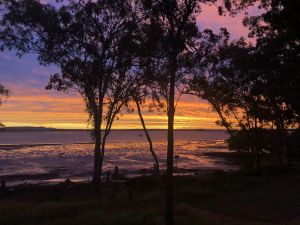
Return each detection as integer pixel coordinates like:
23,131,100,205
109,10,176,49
1,169,300,225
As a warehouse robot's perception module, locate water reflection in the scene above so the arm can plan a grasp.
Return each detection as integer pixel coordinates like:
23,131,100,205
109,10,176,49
0,139,234,177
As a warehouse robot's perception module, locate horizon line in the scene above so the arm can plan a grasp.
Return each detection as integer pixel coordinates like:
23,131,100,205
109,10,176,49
2,126,226,131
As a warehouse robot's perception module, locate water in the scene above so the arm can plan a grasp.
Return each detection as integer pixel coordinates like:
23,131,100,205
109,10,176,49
0,130,235,185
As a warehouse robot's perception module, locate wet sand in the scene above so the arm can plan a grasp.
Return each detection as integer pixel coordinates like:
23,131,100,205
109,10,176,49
0,130,237,186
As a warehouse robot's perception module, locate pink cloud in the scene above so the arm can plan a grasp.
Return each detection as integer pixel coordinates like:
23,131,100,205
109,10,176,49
197,2,262,41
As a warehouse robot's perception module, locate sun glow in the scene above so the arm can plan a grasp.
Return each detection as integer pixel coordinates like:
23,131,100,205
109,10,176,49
0,88,220,129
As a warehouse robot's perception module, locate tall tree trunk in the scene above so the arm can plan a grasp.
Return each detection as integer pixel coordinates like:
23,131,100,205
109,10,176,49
99,102,123,178
166,54,176,225
99,132,108,177
92,112,102,183
92,84,104,183
135,100,160,174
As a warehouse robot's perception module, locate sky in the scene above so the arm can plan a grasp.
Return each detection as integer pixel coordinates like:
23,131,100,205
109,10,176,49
0,2,260,130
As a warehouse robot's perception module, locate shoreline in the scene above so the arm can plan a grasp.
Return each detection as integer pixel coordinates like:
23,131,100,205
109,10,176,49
0,151,239,187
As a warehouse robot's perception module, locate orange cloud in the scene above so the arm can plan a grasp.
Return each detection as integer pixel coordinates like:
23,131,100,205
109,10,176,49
0,86,221,129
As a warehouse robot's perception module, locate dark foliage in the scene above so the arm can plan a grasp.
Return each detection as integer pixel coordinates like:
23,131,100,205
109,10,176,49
190,0,300,171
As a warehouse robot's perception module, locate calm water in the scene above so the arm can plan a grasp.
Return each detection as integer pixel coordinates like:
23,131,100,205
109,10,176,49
0,130,235,185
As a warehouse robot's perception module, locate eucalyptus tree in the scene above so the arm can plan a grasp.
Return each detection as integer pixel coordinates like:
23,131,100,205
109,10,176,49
129,75,163,174
188,30,262,166
243,0,300,113
138,2,198,224
0,0,138,183
243,0,300,163
197,0,300,168
138,0,235,224
191,0,300,167
202,39,269,171
135,98,160,174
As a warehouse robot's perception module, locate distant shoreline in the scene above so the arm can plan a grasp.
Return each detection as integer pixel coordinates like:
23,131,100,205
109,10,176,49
1,127,227,132
0,143,94,150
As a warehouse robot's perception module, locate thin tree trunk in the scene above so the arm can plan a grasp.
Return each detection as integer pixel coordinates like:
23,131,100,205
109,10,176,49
99,102,125,177
92,112,102,183
166,53,176,225
135,99,160,174
99,133,107,178
209,100,234,137
100,128,111,177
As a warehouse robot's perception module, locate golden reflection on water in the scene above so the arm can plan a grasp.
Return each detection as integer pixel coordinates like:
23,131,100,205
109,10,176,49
0,139,233,179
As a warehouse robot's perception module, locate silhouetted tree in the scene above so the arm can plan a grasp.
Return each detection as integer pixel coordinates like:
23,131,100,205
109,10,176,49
138,1,199,224
129,76,163,174
0,0,138,182
138,1,235,224
192,38,283,170
191,0,300,170
188,28,232,132
243,0,300,163
135,99,160,174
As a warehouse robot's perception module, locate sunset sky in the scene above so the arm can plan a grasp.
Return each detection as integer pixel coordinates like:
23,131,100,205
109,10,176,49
0,2,259,130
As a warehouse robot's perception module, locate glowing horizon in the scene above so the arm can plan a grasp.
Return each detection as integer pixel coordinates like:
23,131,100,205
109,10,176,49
0,89,221,129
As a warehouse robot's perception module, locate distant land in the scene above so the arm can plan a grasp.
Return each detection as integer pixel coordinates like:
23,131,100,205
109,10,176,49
0,126,58,132
0,126,226,132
